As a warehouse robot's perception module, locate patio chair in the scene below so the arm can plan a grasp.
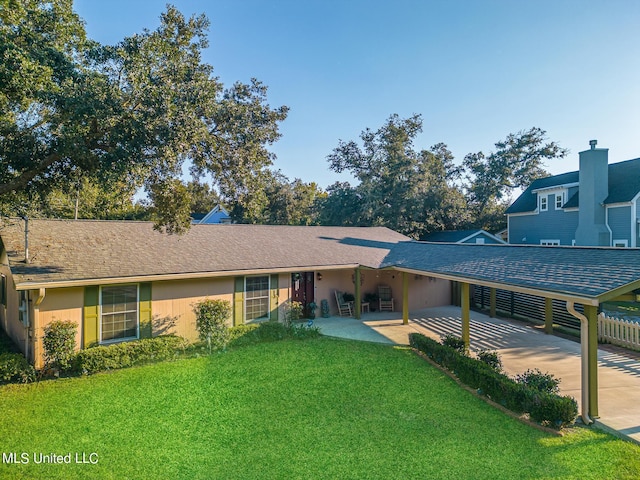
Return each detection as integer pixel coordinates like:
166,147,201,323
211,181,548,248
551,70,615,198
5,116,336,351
334,291,353,317
378,284,395,312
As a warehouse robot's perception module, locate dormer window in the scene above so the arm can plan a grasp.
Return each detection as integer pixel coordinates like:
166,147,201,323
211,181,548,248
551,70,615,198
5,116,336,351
555,193,564,210
540,196,548,211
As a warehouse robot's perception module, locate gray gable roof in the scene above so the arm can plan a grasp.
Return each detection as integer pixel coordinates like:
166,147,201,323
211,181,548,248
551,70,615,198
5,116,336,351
0,219,408,286
506,157,640,214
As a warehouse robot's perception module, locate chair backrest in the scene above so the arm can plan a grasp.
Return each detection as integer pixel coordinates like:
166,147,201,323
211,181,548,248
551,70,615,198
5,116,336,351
378,285,392,301
334,290,346,305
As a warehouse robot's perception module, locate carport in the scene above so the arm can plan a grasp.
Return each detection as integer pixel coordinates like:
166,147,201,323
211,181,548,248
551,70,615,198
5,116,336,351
379,242,640,425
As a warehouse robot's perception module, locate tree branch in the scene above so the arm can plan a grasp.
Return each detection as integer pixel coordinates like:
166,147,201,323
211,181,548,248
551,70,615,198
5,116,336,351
0,153,61,195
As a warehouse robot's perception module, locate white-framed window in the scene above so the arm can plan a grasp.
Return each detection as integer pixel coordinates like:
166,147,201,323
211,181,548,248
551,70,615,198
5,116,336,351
100,284,139,343
613,240,628,248
540,239,560,246
539,196,548,211
475,238,485,244
555,193,564,210
245,276,270,321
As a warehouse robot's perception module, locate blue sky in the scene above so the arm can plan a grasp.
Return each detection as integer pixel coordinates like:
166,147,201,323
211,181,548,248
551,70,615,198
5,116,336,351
74,0,640,191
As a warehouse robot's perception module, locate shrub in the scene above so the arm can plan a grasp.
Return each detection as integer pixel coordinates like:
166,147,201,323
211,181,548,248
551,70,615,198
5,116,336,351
42,320,77,372
228,324,261,346
409,333,577,428
75,336,188,375
514,368,560,394
284,301,304,327
477,349,502,372
0,352,36,384
193,299,232,353
441,334,467,355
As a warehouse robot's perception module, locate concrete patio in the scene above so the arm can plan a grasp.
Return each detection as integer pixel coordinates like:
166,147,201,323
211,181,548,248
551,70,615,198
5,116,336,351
313,305,640,444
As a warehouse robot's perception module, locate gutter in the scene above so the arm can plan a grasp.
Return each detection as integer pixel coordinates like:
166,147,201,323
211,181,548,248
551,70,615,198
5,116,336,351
566,301,594,425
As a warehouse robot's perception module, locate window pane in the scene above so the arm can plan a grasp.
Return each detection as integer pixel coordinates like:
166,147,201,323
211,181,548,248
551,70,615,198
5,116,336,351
245,276,270,321
101,285,138,341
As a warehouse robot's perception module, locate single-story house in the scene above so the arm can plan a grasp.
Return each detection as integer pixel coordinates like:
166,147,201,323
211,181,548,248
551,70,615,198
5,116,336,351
0,219,450,368
3,217,640,422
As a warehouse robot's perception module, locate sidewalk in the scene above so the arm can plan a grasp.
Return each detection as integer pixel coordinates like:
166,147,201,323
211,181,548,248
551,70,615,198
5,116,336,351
314,305,640,444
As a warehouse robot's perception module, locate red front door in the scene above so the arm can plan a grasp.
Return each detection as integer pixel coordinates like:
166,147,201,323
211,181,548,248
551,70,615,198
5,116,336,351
291,272,315,317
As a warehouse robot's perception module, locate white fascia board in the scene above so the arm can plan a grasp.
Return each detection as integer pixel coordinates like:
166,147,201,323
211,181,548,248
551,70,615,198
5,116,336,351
458,230,506,244
531,182,579,194
507,211,538,217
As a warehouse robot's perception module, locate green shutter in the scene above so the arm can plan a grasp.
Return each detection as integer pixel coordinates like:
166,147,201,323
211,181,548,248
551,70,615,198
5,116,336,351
270,274,279,322
234,277,244,326
139,283,152,338
83,286,99,348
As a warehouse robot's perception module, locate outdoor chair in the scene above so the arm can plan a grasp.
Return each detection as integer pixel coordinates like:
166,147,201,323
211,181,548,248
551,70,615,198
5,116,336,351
334,291,353,317
378,284,395,312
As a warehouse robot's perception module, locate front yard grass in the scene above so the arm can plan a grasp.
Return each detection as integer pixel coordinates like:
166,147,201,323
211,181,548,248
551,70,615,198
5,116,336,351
1,337,639,479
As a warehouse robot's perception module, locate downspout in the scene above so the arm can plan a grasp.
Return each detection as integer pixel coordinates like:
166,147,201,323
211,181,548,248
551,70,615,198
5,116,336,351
33,288,46,369
566,301,594,425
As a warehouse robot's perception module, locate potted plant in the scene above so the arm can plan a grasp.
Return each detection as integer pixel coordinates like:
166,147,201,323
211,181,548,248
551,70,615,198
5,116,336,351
364,292,379,311
308,302,318,319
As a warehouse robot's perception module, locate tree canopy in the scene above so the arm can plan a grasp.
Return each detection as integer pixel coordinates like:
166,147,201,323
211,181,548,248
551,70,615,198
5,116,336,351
0,1,287,232
322,114,468,238
321,117,566,237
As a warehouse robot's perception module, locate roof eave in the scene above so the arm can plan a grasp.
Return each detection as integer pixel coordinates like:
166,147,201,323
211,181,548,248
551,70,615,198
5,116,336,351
13,263,362,291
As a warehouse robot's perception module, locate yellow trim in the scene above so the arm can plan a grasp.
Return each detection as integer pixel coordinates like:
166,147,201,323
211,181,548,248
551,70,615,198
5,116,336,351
14,265,361,291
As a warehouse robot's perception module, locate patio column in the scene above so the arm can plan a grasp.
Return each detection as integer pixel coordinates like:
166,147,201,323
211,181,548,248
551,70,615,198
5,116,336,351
402,272,409,325
584,304,599,418
461,282,470,349
544,298,553,334
489,287,496,318
354,268,362,319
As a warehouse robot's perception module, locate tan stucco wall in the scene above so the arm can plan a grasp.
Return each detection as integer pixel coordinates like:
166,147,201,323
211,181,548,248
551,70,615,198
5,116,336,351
153,274,291,341
36,287,84,367
152,277,235,342
313,269,451,315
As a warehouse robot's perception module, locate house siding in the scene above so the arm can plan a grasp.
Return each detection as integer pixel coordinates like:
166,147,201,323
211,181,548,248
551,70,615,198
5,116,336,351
608,205,631,245
0,255,26,359
509,207,578,245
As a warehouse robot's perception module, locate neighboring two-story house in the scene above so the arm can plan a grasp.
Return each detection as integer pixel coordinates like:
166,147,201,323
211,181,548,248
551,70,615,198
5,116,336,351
506,141,640,247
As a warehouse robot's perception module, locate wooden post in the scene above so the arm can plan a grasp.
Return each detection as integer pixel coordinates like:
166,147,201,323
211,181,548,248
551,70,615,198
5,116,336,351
354,268,361,319
584,305,599,418
461,282,470,350
489,287,496,318
544,298,553,334
402,272,409,325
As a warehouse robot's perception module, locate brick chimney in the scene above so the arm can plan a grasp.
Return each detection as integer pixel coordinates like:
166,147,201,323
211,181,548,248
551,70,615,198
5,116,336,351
574,140,610,246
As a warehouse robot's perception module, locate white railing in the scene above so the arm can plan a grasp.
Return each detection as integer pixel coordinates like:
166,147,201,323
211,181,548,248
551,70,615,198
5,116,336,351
598,313,640,351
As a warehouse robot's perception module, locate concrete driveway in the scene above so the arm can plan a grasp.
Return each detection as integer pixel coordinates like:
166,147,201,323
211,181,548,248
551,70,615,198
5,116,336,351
314,305,640,444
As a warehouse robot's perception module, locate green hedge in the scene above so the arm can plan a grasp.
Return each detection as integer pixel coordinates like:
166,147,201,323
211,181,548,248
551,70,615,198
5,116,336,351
75,336,189,375
409,333,578,428
0,352,36,384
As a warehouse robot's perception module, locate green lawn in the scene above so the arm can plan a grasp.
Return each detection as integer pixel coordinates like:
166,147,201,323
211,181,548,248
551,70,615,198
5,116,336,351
1,337,639,479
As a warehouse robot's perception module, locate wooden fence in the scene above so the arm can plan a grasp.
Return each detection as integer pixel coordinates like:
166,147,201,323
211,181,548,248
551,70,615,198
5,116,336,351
598,313,640,351
473,286,583,330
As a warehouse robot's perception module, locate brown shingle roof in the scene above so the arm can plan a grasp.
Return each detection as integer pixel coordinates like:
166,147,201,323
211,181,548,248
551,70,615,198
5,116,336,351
0,219,409,287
